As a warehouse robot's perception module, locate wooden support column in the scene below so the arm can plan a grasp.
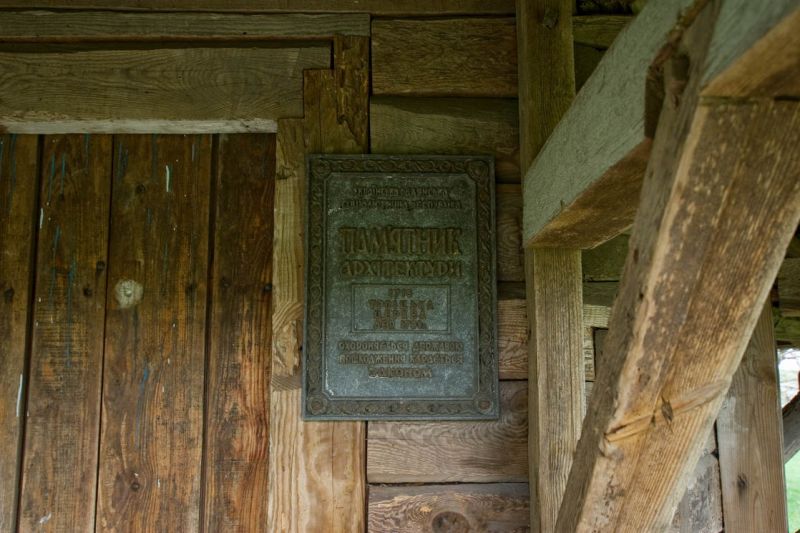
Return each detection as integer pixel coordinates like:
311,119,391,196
557,2,800,529
517,1,584,531
717,301,787,532
267,36,368,533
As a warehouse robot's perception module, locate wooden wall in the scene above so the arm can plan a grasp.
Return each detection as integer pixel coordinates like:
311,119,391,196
0,133,275,531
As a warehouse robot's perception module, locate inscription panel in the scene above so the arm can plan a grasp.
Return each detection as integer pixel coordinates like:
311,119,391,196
303,155,498,420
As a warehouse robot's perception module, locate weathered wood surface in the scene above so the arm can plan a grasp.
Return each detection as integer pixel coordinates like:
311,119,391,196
0,11,369,41
367,381,528,483
785,392,800,461
96,134,211,531
669,431,724,533
370,96,520,182
202,134,275,531
497,186,524,282
368,484,530,532
0,45,329,134
702,2,800,98
557,6,800,523
524,248,584,530
0,134,38,532
372,18,518,98
267,36,368,533
0,0,516,14
717,302,787,532
778,258,800,317
573,15,631,48
517,0,583,530
523,0,799,248
19,135,112,532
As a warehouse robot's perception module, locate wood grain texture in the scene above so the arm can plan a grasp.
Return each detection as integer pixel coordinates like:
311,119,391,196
785,392,800,461
522,0,694,247
370,96,520,183
372,18,517,98
669,431,723,533
0,0,515,14
557,16,800,527
0,45,330,134
582,234,629,281
368,483,530,532
368,381,528,483
0,135,38,532
717,302,787,532
96,134,211,532
267,36,368,533
19,134,112,532
525,248,584,531
0,11,370,41
496,186,524,282
202,134,275,531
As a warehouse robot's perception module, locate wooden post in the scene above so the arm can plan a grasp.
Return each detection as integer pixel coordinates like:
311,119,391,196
516,0,584,530
717,301,788,532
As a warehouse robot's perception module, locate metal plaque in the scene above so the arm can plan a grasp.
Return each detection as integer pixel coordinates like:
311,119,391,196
303,155,498,420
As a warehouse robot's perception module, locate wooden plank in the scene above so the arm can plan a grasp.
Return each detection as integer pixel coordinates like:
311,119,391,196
785,392,800,461
669,431,723,533
0,11,369,41
370,96,520,183
523,0,799,248
202,134,275,531
0,0,516,14
556,12,800,526
496,185,524,282
96,134,211,531
0,45,330,134
573,15,631,48
717,302,787,532
368,483,529,532
18,134,111,531
0,134,38,532
778,258,800,317
267,36,368,533
524,248,584,530
517,0,583,530
372,18,517,98
368,381,528,483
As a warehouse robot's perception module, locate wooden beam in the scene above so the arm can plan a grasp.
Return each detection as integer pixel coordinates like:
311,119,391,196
517,1,583,531
372,18,518,98
0,135,38,532
785,392,800,461
522,0,800,249
0,0,515,14
716,302,788,532
572,15,631,48
0,11,369,41
556,6,800,528
0,45,329,134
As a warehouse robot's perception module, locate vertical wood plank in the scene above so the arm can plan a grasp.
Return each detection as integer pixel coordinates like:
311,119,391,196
268,35,368,533
0,134,38,531
202,133,275,530
517,0,581,531
97,134,211,532
717,301,788,532
19,134,112,531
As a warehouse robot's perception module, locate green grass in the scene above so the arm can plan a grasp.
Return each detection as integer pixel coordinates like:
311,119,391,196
787,453,800,532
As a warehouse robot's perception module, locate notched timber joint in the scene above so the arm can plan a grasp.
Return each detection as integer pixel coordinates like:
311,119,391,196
604,379,730,443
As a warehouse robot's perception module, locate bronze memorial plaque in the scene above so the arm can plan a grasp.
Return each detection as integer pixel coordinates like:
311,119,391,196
303,155,498,420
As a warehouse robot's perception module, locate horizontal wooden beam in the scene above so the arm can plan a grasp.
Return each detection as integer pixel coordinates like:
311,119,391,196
0,11,370,41
0,0,515,14
556,5,800,520
572,15,631,48
522,0,800,249
0,45,329,134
